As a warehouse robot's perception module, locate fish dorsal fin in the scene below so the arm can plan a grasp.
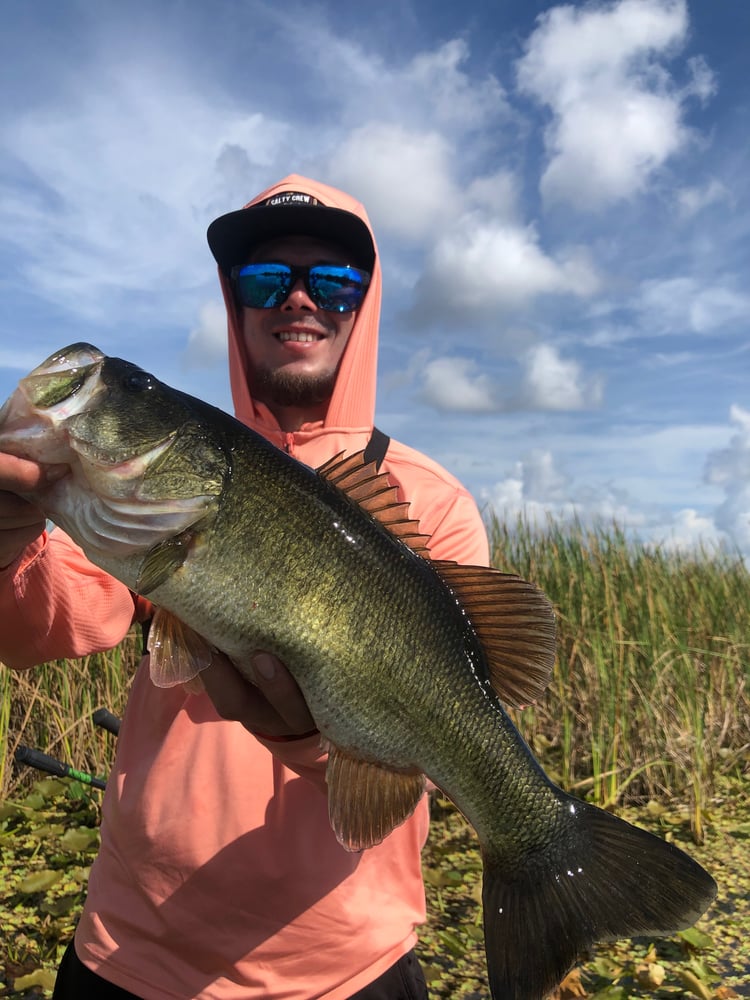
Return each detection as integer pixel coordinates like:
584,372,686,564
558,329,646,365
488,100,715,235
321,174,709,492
148,607,215,690
432,561,557,708
317,450,431,556
325,742,427,851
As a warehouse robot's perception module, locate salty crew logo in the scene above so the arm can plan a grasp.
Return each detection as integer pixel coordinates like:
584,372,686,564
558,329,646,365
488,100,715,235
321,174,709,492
263,192,322,207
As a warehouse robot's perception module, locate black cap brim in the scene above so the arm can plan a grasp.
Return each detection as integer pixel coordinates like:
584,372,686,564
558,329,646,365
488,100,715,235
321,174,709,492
207,204,375,277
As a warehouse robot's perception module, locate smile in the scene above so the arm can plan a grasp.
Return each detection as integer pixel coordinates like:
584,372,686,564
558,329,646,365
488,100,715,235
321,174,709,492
276,331,324,343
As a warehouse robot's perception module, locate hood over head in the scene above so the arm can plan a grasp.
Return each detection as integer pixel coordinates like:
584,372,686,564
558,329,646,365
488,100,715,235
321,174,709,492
207,175,382,439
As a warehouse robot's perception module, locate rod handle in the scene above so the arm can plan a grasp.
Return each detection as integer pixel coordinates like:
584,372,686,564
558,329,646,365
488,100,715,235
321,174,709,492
92,707,121,736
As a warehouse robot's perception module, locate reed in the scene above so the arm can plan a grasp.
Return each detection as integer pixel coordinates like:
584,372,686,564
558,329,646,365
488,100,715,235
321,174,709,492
1,520,748,835
0,631,141,797
490,514,750,838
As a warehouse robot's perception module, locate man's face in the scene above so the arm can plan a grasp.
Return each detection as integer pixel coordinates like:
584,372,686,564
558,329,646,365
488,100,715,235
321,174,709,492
240,235,358,418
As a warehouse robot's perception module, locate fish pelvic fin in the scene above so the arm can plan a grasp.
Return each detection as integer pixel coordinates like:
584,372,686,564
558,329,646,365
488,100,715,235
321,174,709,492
317,450,431,556
432,562,557,707
325,742,426,852
481,796,717,1000
148,608,216,689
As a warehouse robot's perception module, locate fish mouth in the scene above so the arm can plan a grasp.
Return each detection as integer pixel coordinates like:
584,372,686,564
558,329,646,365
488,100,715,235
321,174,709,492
20,343,106,411
0,343,106,460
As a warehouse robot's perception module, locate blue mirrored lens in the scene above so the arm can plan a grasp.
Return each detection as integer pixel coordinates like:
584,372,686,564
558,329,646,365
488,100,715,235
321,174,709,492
235,264,292,309
308,266,368,313
233,263,370,312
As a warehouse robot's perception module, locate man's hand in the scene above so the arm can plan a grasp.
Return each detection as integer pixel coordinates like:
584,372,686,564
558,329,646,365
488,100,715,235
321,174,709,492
200,651,317,739
0,453,66,569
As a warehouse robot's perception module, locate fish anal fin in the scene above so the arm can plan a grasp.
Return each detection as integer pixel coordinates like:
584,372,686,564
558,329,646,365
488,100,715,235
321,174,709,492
432,561,557,707
317,450,431,557
325,744,426,852
148,607,215,689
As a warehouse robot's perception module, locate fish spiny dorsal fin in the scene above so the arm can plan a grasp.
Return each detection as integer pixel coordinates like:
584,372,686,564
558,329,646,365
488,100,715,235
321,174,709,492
431,561,557,707
317,449,431,557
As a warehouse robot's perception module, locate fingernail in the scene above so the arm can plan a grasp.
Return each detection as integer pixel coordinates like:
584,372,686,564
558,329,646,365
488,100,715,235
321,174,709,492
253,653,276,680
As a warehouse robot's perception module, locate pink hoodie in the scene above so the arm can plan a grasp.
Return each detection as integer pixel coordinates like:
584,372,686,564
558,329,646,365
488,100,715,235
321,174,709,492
0,176,489,999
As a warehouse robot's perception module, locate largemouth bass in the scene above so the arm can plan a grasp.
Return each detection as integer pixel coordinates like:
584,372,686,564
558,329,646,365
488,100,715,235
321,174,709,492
0,344,716,1000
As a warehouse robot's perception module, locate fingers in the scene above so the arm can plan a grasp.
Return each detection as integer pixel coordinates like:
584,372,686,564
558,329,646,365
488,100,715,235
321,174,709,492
0,491,46,570
0,451,67,493
0,453,68,568
200,651,316,738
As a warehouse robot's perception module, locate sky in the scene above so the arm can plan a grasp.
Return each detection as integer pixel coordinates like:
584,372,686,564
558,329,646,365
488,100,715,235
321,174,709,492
1,0,748,558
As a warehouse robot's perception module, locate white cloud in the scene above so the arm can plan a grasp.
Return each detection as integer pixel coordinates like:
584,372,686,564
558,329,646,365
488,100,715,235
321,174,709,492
481,446,731,556
400,39,510,131
482,449,646,531
304,35,508,136
516,0,714,209
415,344,603,414
0,59,288,323
638,278,750,334
656,508,723,554
479,410,750,558
704,405,750,554
408,215,599,327
324,38,511,242
676,179,731,218
520,344,604,411
419,357,497,412
330,124,457,241
465,170,522,222
182,300,228,370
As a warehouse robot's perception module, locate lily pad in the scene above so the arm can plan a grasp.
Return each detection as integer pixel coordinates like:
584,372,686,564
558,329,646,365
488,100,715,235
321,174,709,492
59,825,99,852
17,868,62,893
13,967,58,991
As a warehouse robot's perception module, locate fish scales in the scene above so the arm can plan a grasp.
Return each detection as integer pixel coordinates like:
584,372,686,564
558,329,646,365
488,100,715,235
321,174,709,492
145,428,484,769
0,343,717,1000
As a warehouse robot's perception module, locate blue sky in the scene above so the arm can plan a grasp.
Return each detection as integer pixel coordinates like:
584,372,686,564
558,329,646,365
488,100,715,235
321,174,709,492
1,0,748,556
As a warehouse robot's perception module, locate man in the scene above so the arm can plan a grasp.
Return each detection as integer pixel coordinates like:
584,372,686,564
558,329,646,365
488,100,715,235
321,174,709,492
0,176,489,999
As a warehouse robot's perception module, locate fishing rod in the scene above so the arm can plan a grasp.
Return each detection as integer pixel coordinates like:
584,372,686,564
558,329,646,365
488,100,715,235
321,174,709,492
13,707,121,790
91,707,121,736
14,746,107,790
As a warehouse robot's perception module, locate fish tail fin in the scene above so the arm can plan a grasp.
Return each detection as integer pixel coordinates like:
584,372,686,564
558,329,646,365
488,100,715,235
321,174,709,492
481,796,716,1000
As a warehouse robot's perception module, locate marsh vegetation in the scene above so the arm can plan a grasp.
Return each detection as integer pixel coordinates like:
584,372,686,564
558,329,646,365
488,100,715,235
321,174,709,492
1,521,748,997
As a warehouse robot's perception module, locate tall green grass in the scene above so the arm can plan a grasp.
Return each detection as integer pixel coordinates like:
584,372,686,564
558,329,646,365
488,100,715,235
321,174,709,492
0,631,141,797
1,520,748,842
490,515,750,840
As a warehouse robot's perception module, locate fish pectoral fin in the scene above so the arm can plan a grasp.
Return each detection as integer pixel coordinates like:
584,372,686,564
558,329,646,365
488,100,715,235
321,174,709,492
432,561,557,708
148,608,215,689
136,533,194,595
325,744,426,852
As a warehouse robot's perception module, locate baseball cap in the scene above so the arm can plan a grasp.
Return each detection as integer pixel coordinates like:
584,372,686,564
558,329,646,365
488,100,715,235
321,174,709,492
207,189,376,277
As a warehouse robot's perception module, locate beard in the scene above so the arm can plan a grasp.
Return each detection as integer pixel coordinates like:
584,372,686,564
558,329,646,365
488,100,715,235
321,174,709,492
252,364,339,409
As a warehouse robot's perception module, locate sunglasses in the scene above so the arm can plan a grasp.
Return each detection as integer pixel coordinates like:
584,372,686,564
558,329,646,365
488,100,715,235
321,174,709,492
231,262,371,313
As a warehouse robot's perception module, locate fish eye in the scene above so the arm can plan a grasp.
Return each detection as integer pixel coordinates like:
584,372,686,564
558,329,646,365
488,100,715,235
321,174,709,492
122,370,155,393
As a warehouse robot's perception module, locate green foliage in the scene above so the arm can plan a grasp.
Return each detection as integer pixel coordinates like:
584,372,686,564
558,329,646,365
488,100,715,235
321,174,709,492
0,778,101,997
0,631,140,798
417,786,750,999
488,515,750,838
1,522,749,996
